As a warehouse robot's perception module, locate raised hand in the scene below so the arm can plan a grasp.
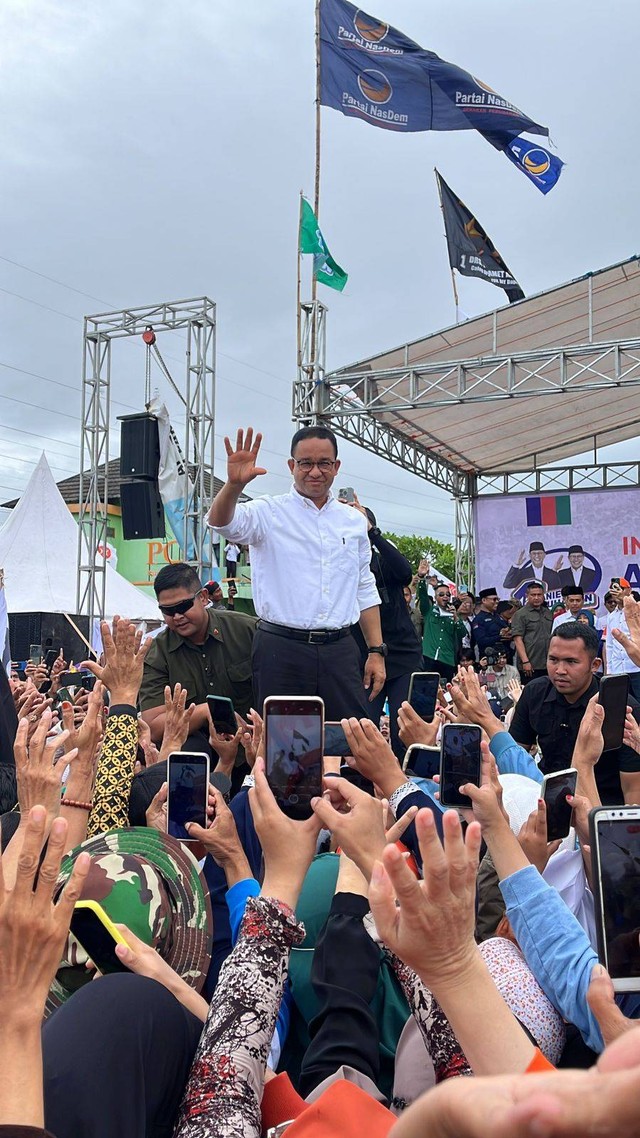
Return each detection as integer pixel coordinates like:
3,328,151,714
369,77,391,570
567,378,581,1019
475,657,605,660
224,427,267,488
14,710,78,825
506,677,523,703
516,799,561,874
397,700,440,748
249,758,321,910
80,617,151,705
611,596,640,668
235,708,263,770
515,548,526,567
158,683,195,763
418,558,430,576
553,554,564,572
341,716,407,798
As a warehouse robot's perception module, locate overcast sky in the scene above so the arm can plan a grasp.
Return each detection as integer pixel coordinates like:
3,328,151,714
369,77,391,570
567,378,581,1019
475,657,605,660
1,0,638,546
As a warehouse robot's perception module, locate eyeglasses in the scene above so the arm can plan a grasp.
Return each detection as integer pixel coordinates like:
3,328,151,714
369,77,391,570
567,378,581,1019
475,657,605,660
158,594,199,617
294,459,336,472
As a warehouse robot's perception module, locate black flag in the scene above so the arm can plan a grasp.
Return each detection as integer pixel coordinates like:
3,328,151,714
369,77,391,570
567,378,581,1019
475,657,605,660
436,170,525,303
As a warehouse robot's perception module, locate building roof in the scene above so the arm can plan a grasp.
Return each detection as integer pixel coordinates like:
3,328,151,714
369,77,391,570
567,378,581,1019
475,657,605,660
325,256,640,476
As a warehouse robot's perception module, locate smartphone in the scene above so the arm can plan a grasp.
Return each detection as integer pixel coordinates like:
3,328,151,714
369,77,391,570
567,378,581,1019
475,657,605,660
56,687,74,704
500,695,514,714
59,671,82,690
589,806,640,990
44,648,59,669
324,721,351,757
542,767,578,841
207,694,237,736
403,743,440,780
407,672,440,722
70,900,131,975
598,674,630,751
338,763,375,796
29,644,43,665
439,723,482,809
264,696,324,819
338,487,355,503
167,752,210,841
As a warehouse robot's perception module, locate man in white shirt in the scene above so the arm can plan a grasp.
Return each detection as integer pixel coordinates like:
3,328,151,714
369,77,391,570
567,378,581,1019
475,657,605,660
208,426,386,719
224,541,240,579
605,576,640,700
552,585,588,632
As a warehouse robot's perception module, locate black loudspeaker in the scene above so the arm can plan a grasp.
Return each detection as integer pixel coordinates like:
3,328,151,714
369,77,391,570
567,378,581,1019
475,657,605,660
119,414,160,480
9,612,91,666
120,481,165,540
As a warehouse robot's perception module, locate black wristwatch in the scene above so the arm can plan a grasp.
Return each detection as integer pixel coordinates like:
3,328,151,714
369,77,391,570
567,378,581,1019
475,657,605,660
369,526,381,539
367,643,388,657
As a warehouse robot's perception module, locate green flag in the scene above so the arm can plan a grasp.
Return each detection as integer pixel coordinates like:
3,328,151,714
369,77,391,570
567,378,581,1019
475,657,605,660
299,198,348,292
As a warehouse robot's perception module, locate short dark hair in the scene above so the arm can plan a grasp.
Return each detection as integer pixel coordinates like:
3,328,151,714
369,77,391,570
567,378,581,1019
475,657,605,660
496,600,513,614
561,584,584,598
550,621,600,659
604,591,613,603
153,562,202,597
290,425,338,458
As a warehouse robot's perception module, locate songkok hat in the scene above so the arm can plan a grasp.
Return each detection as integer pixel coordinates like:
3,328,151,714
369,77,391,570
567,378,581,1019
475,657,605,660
529,541,544,552
48,827,212,1012
479,587,498,599
568,545,584,555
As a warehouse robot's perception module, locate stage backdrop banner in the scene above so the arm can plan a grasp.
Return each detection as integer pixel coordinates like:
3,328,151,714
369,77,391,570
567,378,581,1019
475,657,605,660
474,488,640,613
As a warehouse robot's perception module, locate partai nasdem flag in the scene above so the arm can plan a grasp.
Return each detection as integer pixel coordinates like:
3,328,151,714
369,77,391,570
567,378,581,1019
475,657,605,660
319,0,563,191
299,198,348,291
436,171,524,303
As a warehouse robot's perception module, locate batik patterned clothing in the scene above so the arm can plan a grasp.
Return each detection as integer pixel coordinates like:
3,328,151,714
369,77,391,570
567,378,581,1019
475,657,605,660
86,706,138,837
385,951,471,1083
174,895,304,1138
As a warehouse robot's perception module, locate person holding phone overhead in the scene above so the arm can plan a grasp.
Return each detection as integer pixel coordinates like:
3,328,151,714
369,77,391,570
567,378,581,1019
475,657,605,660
208,426,385,719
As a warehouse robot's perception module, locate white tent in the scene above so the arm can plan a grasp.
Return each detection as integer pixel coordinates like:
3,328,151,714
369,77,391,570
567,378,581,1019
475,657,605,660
0,454,159,622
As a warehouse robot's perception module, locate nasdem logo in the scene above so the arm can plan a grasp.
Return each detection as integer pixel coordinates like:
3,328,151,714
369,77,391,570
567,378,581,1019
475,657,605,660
357,68,393,104
522,148,551,176
353,10,389,42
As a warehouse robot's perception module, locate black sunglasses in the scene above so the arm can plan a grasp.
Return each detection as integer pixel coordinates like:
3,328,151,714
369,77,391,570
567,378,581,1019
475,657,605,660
158,593,199,617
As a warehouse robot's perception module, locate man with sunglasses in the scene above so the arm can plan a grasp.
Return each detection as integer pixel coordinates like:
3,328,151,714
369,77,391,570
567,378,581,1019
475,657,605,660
208,425,385,719
140,563,256,751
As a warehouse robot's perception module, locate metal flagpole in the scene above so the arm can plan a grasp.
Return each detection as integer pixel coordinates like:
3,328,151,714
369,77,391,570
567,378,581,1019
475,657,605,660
296,190,303,373
434,168,461,323
310,0,322,369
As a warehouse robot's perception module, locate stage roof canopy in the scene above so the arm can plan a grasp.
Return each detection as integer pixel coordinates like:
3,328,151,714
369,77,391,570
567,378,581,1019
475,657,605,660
323,256,640,480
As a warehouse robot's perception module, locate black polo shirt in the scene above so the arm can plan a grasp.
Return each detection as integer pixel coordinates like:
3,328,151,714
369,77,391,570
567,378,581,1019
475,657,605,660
510,675,640,805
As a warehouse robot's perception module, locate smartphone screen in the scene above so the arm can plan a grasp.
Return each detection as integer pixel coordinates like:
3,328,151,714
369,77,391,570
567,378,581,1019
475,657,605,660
167,752,210,841
439,723,482,809
70,907,129,975
542,768,577,841
592,810,640,987
404,745,440,780
207,695,237,736
29,644,43,664
264,698,324,819
324,721,351,757
44,648,59,669
598,675,630,751
408,672,440,722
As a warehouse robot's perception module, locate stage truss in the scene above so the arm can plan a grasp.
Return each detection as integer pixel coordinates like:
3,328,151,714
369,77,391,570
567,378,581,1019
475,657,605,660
77,297,216,625
294,308,640,588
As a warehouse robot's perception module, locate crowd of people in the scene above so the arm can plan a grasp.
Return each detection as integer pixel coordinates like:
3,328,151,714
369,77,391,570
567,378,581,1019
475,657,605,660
1,422,640,1137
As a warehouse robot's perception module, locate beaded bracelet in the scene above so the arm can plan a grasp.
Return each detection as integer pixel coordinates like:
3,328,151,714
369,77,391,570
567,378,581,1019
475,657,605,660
62,798,93,811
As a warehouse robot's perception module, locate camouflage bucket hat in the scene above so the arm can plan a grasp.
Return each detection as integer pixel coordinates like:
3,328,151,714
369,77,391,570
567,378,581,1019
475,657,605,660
47,827,212,1014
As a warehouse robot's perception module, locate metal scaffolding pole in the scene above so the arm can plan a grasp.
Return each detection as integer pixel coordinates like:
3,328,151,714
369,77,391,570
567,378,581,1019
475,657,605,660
76,297,217,623
295,299,328,424
454,479,476,590
77,329,111,625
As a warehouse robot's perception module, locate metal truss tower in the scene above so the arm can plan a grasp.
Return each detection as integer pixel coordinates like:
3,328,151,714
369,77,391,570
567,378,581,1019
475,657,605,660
77,297,216,626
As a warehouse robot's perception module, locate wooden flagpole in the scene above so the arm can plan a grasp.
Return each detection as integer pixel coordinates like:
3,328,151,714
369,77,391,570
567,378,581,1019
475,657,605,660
309,0,322,377
434,167,461,323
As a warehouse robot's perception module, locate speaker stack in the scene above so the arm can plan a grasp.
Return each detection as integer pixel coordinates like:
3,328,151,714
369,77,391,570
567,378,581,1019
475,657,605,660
118,413,165,540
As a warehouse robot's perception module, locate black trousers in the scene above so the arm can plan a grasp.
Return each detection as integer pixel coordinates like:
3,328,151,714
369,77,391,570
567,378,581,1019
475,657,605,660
299,893,381,1098
423,655,455,682
367,671,413,760
43,974,202,1138
252,628,371,720
226,561,237,578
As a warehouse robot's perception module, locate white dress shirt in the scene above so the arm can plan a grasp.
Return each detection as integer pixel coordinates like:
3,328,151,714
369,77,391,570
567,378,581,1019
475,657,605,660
211,487,380,630
605,605,640,675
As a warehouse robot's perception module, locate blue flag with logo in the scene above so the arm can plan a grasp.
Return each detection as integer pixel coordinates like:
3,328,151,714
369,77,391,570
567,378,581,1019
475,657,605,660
319,0,563,189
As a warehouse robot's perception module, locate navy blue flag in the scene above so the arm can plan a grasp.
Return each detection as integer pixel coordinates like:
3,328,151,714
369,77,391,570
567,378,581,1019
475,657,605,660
320,0,549,136
436,170,525,303
480,129,564,194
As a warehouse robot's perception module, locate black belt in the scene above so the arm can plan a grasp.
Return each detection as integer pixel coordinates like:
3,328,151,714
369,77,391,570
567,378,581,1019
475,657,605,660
257,619,352,645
